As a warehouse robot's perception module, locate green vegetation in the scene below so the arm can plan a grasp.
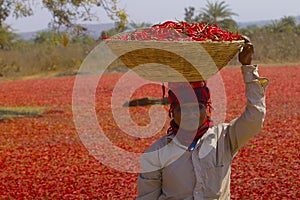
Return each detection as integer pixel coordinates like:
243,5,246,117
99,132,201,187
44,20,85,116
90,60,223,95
0,25,17,49
0,1,127,35
0,1,299,79
0,15,299,79
0,42,96,77
101,21,152,38
0,106,46,121
238,17,300,63
0,0,129,78
184,1,238,31
182,1,300,64
0,0,32,28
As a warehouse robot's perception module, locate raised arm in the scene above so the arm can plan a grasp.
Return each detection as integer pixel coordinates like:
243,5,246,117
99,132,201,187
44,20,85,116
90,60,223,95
228,41,269,156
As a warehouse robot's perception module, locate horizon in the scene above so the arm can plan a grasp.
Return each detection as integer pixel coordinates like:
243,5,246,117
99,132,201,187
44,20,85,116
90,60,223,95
12,15,300,35
6,0,300,33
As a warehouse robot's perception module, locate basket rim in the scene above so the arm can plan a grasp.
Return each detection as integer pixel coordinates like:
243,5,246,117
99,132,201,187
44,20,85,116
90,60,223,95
106,39,245,44
105,38,245,82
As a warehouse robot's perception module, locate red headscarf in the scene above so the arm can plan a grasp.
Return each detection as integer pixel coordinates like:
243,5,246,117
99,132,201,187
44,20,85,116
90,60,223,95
166,81,213,150
167,81,212,116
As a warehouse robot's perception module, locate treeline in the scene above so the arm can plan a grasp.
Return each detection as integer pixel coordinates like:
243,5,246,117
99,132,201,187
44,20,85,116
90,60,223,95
0,1,299,78
1,17,299,78
239,16,300,63
182,1,300,64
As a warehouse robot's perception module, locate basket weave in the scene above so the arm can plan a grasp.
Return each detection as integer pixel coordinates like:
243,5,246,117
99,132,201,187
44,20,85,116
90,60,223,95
105,40,245,82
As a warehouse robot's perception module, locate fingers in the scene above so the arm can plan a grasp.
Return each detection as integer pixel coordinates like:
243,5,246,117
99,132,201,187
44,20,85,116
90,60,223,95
242,35,251,43
244,43,254,54
242,35,253,51
239,41,254,65
240,42,254,54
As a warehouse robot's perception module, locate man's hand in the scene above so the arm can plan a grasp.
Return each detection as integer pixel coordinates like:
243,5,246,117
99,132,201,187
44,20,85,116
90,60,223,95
239,41,254,65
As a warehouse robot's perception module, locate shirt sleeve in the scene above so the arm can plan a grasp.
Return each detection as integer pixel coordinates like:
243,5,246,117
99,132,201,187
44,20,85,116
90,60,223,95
227,65,269,156
137,170,162,200
136,140,163,199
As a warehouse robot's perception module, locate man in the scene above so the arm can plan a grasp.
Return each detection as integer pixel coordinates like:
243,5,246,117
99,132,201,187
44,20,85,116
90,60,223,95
136,41,269,200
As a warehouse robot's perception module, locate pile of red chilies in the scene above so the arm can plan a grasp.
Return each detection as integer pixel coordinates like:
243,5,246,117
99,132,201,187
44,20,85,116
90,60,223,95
114,21,243,41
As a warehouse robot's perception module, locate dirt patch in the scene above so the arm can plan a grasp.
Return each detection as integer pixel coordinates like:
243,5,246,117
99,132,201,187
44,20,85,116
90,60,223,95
0,106,46,121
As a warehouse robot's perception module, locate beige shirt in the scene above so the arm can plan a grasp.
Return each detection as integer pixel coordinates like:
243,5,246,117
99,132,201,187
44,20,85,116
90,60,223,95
137,65,269,200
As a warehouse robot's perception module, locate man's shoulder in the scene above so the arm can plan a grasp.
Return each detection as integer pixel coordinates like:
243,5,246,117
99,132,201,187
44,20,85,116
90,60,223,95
145,135,170,153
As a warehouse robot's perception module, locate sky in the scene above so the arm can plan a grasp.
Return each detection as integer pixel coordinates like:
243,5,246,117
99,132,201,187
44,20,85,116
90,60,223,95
6,0,300,33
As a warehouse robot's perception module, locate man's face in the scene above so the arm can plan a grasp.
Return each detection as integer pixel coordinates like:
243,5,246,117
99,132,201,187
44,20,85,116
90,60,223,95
172,102,207,131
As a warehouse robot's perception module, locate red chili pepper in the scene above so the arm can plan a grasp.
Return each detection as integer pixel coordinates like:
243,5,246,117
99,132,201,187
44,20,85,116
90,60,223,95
112,21,243,42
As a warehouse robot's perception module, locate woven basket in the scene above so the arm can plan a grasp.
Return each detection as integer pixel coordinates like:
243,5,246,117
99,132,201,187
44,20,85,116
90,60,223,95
105,40,245,82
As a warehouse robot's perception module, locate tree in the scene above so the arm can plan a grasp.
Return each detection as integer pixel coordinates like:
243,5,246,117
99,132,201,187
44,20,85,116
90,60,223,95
33,31,62,44
101,21,152,40
42,0,128,36
101,27,120,39
278,16,297,32
129,21,152,30
0,24,17,49
0,0,33,28
184,0,238,31
200,1,237,23
0,0,127,36
280,16,297,28
184,7,201,23
266,16,297,33
238,24,260,38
